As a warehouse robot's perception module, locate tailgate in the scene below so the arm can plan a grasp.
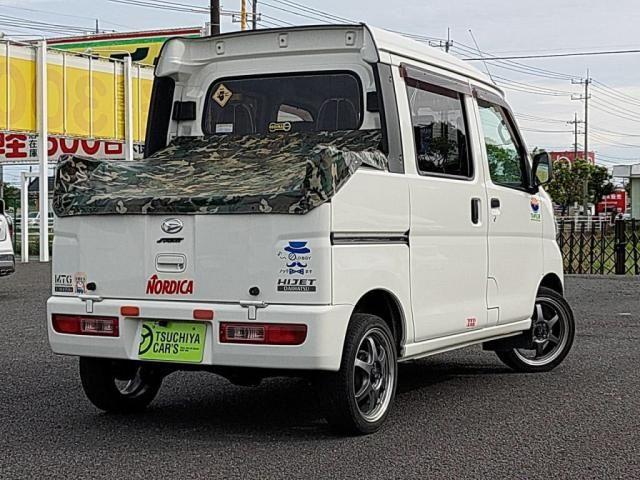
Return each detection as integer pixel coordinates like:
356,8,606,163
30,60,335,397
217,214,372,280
52,205,331,305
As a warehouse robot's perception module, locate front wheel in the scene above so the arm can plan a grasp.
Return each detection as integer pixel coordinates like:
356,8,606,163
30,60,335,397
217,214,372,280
496,287,575,373
79,357,163,413
318,313,398,435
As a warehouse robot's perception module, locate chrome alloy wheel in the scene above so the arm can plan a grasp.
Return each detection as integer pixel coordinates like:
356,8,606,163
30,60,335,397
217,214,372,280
514,297,570,366
353,327,395,423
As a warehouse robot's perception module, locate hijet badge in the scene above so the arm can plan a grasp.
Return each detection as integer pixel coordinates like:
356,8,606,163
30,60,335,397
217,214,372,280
530,196,542,222
276,241,317,292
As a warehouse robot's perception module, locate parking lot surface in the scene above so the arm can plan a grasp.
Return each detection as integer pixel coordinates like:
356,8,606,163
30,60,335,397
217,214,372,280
1,263,639,479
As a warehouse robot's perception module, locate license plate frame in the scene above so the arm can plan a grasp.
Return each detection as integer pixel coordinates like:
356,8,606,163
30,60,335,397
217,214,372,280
137,320,206,363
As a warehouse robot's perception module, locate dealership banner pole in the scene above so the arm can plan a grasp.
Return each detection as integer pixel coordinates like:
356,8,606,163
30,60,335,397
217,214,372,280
20,172,29,264
37,39,49,262
124,55,134,162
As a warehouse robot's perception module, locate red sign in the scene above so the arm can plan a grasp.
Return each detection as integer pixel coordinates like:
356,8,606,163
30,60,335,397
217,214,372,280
146,275,194,295
549,150,596,165
596,190,627,214
0,132,143,164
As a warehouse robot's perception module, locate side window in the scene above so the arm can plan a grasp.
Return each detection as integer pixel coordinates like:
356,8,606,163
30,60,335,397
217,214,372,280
477,100,528,188
406,78,472,178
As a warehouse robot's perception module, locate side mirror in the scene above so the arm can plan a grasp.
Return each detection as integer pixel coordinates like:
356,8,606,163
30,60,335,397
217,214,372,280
0,199,5,216
532,151,552,187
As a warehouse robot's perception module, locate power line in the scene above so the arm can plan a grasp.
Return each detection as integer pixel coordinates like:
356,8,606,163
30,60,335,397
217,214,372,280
462,48,640,61
520,128,574,133
258,1,343,24
593,79,640,106
277,0,353,23
0,4,133,29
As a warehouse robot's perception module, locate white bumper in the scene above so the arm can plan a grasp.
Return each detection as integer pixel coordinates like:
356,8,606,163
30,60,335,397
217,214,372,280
47,297,352,371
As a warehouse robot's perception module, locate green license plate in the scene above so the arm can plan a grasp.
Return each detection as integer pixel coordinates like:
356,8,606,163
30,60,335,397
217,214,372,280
137,321,206,363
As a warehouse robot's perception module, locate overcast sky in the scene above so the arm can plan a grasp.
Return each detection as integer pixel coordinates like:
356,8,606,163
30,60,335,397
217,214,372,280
2,0,640,183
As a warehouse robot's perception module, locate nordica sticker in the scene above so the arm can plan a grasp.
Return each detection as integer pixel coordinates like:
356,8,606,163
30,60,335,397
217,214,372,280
146,274,194,295
530,197,541,222
74,272,87,295
54,274,73,293
276,241,317,292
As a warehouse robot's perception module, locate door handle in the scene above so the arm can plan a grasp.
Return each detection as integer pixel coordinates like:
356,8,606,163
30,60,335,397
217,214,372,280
490,198,501,209
156,254,187,273
471,198,480,225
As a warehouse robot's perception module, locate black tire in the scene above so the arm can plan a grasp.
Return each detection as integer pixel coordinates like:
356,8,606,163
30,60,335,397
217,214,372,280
79,357,163,413
496,287,575,373
318,313,398,435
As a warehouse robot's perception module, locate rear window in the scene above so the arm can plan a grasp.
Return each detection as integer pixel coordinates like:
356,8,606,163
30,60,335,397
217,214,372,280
203,72,362,136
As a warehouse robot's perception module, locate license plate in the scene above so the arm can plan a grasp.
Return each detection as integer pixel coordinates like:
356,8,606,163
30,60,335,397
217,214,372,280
137,321,206,363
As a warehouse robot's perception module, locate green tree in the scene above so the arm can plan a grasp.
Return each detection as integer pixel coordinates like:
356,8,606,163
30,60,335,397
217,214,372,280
545,158,614,214
589,164,614,204
1,182,19,205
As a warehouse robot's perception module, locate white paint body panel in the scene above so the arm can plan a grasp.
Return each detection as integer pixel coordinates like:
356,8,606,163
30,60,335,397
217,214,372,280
53,206,332,305
48,25,564,371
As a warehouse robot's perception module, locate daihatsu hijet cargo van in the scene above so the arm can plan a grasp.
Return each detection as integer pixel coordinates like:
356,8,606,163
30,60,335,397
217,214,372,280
48,24,575,435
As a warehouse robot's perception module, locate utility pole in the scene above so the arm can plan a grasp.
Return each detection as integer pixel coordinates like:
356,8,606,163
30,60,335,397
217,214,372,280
210,0,221,35
445,27,451,53
240,0,247,30
252,0,258,30
567,113,584,160
572,70,592,216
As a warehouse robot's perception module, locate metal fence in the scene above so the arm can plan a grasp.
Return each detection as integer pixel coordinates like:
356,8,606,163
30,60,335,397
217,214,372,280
557,219,640,275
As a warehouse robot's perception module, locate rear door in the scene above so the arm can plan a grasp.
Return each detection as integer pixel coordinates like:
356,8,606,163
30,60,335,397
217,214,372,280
400,64,488,342
475,95,542,324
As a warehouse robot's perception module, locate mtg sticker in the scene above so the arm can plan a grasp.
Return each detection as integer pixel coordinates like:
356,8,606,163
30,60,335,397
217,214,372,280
276,241,317,292
54,274,73,293
212,84,233,107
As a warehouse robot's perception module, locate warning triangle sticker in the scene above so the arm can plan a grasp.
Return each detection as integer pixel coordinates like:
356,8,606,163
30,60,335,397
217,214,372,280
213,84,233,107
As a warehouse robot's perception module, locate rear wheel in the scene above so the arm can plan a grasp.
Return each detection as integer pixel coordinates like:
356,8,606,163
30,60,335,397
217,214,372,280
496,287,575,373
318,314,397,435
79,357,163,413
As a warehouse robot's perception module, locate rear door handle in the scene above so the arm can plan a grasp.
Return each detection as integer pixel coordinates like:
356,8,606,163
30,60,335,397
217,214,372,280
471,198,481,225
490,198,501,209
156,254,187,273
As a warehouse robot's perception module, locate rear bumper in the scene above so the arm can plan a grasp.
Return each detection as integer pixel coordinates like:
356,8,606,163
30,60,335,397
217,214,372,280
47,297,352,371
0,254,15,276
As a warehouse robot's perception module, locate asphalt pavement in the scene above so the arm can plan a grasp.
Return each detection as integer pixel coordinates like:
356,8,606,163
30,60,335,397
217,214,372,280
1,263,639,479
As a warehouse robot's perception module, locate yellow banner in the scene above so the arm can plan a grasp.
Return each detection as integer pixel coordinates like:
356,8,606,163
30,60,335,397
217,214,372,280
0,42,154,142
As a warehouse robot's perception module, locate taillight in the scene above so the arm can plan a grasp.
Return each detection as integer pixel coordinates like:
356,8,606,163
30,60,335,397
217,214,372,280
219,323,307,345
52,314,119,337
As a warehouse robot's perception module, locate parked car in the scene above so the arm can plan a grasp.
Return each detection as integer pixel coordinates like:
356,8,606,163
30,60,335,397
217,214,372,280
27,211,55,227
0,200,15,276
47,25,575,435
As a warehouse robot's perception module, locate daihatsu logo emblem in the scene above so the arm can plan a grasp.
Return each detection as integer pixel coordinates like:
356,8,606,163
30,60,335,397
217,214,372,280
161,218,183,234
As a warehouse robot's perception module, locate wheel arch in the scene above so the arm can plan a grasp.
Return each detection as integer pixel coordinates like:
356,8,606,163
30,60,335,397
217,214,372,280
539,272,564,295
352,288,406,356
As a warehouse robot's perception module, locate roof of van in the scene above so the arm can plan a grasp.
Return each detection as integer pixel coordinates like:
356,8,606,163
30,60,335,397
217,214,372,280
365,26,501,93
157,24,502,95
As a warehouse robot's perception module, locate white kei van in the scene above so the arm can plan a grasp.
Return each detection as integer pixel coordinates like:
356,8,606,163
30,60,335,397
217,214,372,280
47,25,574,435
0,200,15,276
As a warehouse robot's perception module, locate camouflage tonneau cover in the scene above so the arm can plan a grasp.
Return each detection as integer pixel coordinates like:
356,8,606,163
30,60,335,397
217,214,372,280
53,130,386,217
